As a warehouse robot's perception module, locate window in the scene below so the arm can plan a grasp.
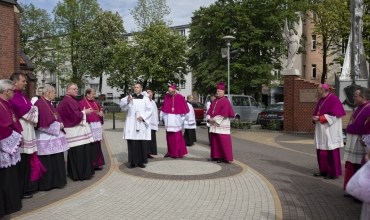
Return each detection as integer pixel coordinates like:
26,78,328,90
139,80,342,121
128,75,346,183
179,29,185,35
90,84,99,94
250,98,257,107
312,12,317,21
241,97,250,106
274,69,280,76
312,64,316,79
232,97,243,106
342,40,347,54
312,35,316,50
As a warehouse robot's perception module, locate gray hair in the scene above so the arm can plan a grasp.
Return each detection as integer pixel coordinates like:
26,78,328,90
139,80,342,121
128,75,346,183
42,85,55,95
0,79,15,94
357,87,370,101
66,83,77,91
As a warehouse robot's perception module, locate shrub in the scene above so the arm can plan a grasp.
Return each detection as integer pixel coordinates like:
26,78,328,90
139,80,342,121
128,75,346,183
267,119,282,130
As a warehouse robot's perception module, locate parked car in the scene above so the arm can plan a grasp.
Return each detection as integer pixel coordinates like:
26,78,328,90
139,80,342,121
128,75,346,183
256,103,284,128
190,102,206,125
258,102,266,111
204,94,261,122
51,101,60,108
99,101,121,113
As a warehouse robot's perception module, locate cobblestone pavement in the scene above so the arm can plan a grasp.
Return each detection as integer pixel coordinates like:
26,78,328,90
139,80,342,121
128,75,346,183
4,120,362,220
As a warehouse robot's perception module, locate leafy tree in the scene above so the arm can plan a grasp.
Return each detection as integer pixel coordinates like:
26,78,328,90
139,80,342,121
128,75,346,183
76,10,126,93
107,22,187,94
132,22,188,92
107,41,138,95
53,0,101,87
106,0,187,94
130,0,171,30
363,0,370,62
308,0,350,83
20,3,53,73
187,0,303,96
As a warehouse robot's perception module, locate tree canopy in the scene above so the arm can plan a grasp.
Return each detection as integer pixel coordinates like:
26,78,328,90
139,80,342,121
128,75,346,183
187,0,303,95
53,0,101,87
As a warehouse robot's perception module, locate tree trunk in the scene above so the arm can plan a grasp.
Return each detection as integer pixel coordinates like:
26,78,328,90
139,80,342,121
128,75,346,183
321,38,327,84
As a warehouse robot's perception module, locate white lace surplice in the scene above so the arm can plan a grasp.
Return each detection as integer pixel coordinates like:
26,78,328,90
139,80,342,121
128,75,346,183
36,121,69,155
19,106,38,154
89,122,102,142
0,131,22,168
314,114,344,150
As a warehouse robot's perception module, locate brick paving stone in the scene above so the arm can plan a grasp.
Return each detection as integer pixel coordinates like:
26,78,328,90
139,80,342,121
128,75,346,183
5,120,362,220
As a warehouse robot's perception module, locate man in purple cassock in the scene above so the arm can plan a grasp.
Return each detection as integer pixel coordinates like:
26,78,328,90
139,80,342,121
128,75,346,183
79,88,105,170
312,84,346,179
343,87,370,198
34,85,69,190
9,72,45,199
160,85,189,158
0,79,23,217
206,82,235,163
57,83,95,181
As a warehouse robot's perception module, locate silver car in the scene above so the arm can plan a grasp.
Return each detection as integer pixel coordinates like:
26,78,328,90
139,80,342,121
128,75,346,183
205,94,261,122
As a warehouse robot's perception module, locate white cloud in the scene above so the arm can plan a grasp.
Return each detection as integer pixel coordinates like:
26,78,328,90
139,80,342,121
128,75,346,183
18,0,216,32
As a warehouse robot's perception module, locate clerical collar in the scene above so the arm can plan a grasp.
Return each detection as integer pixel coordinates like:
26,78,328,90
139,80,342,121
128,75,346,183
132,93,144,99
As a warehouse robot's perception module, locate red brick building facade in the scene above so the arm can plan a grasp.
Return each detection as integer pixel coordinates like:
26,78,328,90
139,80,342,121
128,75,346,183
0,0,36,99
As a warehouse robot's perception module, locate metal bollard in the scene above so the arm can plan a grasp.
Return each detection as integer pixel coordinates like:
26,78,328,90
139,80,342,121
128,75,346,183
113,112,116,129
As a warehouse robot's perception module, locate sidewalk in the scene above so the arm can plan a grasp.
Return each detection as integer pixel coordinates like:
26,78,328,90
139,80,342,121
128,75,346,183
12,120,280,220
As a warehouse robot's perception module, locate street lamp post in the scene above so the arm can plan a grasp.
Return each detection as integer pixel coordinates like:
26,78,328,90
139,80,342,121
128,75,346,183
222,36,236,98
176,66,183,93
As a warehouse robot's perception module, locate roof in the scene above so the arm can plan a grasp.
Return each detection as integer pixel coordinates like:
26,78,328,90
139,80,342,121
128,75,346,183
0,0,17,4
20,50,35,70
123,24,190,37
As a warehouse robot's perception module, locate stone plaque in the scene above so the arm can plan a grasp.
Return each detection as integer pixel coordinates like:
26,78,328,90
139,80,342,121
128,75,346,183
299,89,318,102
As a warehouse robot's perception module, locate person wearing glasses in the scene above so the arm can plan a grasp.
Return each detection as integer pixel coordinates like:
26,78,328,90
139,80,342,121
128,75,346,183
57,83,95,181
0,79,23,217
9,72,44,199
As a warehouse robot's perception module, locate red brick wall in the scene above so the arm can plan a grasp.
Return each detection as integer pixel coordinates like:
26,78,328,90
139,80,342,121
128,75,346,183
0,2,17,78
14,9,20,73
283,75,336,132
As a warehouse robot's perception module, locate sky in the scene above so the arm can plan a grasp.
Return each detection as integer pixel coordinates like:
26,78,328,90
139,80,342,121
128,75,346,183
18,0,215,32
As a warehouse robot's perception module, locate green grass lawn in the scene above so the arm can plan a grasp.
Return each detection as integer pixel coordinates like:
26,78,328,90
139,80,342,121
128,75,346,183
103,112,127,120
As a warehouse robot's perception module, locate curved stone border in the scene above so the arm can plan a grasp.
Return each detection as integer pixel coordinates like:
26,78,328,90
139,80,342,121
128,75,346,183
117,158,245,181
13,133,115,219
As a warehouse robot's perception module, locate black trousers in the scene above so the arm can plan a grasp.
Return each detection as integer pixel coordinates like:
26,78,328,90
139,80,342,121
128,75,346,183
127,140,148,165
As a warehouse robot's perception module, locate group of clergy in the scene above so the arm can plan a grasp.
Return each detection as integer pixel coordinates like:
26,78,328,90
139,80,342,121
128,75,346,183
312,84,370,219
119,83,193,169
0,73,105,218
120,82,235,169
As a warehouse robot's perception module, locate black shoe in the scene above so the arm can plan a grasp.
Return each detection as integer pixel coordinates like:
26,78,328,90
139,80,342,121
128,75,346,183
95,167,103,170
324,175,334,179
148,154,154,158
138,163,146,168
313,172,327,177
22,194,33,199
207,158,216,161
343,193,353,198
164,154,170,158
128,163,135,169
217,159,222,163
353,198,362,203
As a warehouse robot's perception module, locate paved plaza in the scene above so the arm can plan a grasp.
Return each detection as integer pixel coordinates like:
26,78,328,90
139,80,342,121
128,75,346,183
3,120,363,220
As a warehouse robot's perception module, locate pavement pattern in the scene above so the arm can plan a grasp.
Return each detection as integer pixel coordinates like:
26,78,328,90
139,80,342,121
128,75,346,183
3,120,362,220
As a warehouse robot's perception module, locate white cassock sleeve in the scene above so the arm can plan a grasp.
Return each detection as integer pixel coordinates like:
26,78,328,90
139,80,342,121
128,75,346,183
120,97,132,111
